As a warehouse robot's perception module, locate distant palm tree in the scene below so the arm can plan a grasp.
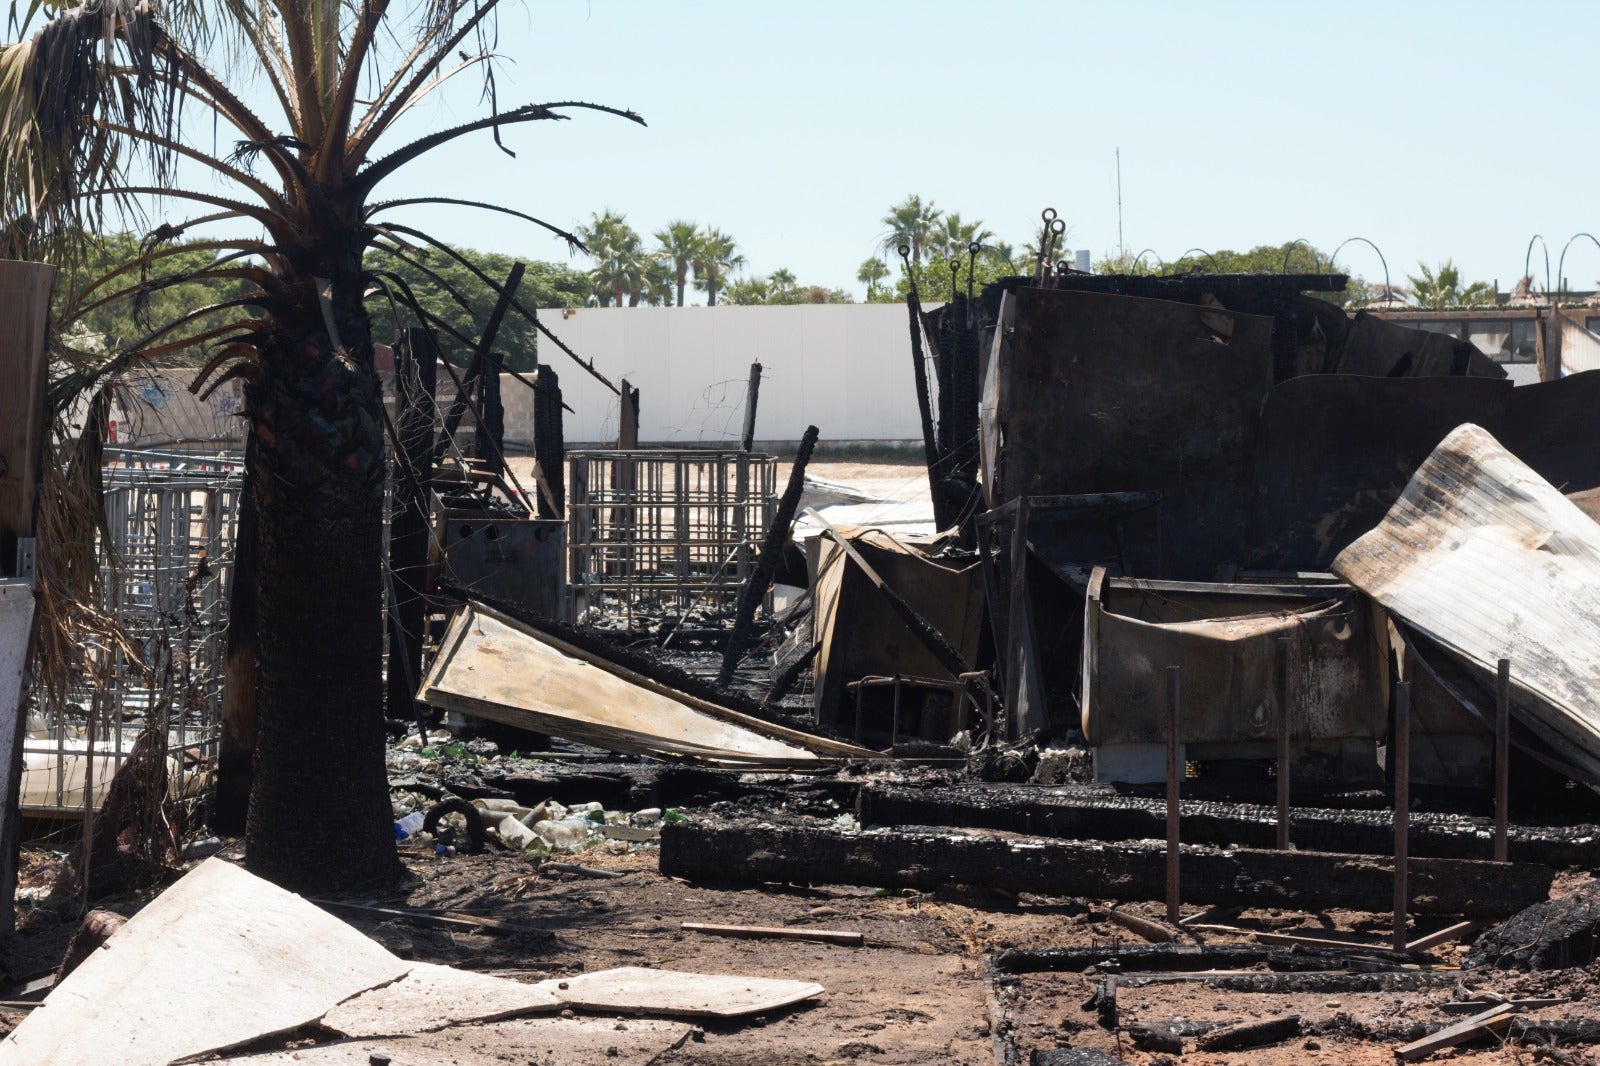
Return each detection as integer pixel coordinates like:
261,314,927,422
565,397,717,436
930,213,995,261
693,228,744,305
653,220,701,307
722,275,771,305
857,257,889,299
578,211,648,307
1408,259,1494,309
881,195,942,262
768,267,798,293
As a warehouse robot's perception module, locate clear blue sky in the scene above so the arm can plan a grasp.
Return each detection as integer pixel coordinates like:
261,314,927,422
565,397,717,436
371,0,1600,299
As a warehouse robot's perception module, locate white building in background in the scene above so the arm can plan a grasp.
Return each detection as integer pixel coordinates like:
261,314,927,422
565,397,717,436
533,303,926,446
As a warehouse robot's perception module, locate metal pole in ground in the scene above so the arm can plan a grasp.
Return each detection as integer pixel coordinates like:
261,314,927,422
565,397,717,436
1495,658,1511,863
1166,665,1182,925
1393,680,1412,951
1277,635,1292,850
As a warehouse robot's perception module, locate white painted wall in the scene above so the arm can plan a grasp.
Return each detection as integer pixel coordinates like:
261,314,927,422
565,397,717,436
532,304,926,445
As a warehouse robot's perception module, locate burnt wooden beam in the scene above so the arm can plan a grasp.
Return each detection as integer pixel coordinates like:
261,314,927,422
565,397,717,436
718,426,818,687
659,820,1553,919
855,783,1600,868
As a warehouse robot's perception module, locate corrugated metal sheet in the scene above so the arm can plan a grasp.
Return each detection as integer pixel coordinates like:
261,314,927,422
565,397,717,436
1332,424,1600,785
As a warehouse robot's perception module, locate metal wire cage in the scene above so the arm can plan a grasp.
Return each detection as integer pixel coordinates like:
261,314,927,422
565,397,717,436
567,450,777,630
23,448,241,814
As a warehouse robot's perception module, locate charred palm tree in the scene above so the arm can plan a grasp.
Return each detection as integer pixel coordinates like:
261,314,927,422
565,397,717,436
0,0,640,892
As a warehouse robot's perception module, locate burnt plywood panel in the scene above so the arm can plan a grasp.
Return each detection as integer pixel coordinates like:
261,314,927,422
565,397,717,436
1000,288,1274,578
1332,424,1600,787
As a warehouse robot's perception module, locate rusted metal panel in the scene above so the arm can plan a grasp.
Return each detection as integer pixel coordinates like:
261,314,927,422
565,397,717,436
1332,424,1600,788
1080,568,1385,754
998,288,1274,579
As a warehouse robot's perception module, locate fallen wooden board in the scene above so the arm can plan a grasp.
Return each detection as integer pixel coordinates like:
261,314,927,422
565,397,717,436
320,961,562,1037
1407,920,1483,953
682,921,864,946
1394,1002,1516,1061
219,1017,692,1065
0,859,409,1066
661,820,1554,918
539,965,824,1018
420,602,878,766
1332,424,1600,788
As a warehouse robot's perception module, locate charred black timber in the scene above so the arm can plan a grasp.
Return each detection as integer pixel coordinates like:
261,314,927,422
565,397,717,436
532,364,564,519
903,272,949,531
658,821,1553,919
995,943,1426,975
718,426,819,687
856,783,1600,868
1195,1014,1301,1053
1195,971,1463,994
473,350,505,477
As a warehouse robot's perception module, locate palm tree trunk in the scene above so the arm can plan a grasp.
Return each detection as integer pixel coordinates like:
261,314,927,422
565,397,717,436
708,267,719,307
244,269,402,893
676,263,686,307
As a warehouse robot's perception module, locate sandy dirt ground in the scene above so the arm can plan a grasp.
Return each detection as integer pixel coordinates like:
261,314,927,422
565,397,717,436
4,839,1594,1065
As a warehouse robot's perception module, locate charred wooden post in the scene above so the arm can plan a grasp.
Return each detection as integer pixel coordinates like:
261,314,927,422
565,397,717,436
740,362,762,452
532,363,565,520
618,378,640,451
1394,680,1412,950
1166,666,1181,924
1277,635,1292,850
718,426,818,687
386,328,438,730
1495,658,1510,863
473,351,505,478
660,820,1555,918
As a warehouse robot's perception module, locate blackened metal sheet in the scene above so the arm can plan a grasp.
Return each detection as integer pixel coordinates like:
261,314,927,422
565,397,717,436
1335,311,1506,379
1247,374,1511,570
1248,370,1600,570
1001,288,1273,578
1500,370,1600,493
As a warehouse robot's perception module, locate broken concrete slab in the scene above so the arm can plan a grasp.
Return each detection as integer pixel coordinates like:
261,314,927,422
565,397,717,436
1332,423,1600,788
420,601,876,766
319,961,562,1038
540,965,824,1018
218,1017,693,1065
0,859,409,1066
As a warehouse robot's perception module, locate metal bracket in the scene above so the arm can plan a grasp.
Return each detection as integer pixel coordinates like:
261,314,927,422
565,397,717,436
14,538,35,583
